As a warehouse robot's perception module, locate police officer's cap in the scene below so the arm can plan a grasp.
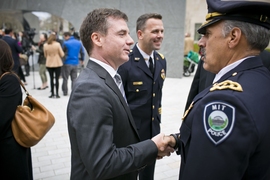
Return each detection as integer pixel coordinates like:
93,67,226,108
198,0,270,34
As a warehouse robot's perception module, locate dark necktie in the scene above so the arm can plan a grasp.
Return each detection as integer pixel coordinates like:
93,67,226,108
149,57,154,74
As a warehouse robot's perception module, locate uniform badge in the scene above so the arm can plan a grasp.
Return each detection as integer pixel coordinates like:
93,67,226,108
203,102,235,145
160,69,165,80
135,57,140,61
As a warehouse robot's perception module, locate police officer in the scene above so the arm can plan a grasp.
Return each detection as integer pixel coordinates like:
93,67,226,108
118,13,166,180
168,0,270,179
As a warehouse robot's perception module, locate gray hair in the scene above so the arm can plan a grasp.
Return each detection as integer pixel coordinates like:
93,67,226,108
222,20,270,51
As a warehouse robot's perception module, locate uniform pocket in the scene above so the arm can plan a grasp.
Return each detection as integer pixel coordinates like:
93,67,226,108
127,82,148,104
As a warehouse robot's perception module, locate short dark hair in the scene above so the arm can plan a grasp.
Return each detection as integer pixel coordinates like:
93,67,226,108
4,28,13,35
136,13,162,32
64,32,71,37
0,39,14,75
80,8,128,56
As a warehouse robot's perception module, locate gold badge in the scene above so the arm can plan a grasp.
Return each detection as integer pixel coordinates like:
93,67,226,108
160,69,166,80
135,57,140,61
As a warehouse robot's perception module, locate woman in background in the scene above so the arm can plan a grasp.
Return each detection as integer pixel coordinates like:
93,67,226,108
44,34,64,98
33,33,48,90
0,39,33,179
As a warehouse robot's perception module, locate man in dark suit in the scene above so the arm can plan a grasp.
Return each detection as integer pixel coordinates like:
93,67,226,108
118,13,166,180
67,8,173,180
168,0,270,179
2,28,23,74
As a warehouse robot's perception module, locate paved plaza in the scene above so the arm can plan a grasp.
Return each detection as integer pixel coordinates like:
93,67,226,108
24,69,194,180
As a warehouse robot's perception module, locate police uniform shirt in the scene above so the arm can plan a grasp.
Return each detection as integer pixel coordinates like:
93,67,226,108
136,43,154,67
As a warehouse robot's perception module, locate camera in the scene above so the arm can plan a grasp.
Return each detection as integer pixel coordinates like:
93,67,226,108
26,28,36,40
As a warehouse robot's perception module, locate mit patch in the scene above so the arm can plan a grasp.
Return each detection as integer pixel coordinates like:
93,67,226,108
203,102,235,145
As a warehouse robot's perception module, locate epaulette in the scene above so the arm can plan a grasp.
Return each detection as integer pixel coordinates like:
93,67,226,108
157,52,165,60
210,80,243,92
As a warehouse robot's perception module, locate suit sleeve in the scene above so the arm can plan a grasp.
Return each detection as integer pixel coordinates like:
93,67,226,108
67,78,157,179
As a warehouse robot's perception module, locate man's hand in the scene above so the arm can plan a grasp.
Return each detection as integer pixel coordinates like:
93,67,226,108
151,133,175,159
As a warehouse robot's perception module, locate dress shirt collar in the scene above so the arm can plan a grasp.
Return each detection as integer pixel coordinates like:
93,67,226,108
136,43,154,66
89,58,117,79
213,56,254,83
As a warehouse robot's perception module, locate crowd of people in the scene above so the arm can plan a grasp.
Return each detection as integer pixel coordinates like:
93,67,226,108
1,0,270,179
0,27,85,98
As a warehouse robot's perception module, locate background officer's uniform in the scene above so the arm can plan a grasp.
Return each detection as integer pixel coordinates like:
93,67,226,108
118,44,166,179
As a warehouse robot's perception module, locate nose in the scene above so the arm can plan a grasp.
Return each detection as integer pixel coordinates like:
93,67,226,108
197,36,205,47
127,34,134,45
157,31,164,38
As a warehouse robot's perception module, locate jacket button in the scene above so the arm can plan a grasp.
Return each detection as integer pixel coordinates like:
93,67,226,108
152,117,154,121
153,93,155,97
152,105,155,109
136,89,139,92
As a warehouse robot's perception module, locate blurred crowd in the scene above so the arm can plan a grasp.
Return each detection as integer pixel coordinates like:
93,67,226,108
0,27,85,98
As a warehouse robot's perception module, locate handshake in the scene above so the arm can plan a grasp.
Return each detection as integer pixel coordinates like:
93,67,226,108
151,133,177,159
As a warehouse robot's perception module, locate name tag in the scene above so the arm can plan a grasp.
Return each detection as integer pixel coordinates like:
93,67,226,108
133,81,143,85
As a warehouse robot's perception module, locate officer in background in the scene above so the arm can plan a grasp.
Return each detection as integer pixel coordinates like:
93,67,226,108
118,13,166,180
168,0,270,179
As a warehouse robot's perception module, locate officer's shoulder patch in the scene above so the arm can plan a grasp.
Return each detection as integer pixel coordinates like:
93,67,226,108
157,52,165,60
203,101,235,145
210,80,243,92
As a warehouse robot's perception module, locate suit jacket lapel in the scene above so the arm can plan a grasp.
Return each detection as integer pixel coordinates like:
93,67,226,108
86,60,140,139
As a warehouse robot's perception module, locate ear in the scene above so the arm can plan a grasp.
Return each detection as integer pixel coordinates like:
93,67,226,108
91,32,103,47
137,30,143,40
228,27,241,48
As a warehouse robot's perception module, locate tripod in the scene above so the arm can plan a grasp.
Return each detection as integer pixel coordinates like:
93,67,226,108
29,50,36,89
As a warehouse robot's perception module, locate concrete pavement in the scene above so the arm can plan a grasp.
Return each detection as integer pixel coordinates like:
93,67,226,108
23,69,194,180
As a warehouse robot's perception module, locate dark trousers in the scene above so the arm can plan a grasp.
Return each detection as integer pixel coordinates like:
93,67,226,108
139,160,156,180
47,67,61,96
18,66,26,83
61,64,78,95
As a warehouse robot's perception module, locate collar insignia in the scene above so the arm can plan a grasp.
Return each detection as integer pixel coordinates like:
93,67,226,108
210,80,243,92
